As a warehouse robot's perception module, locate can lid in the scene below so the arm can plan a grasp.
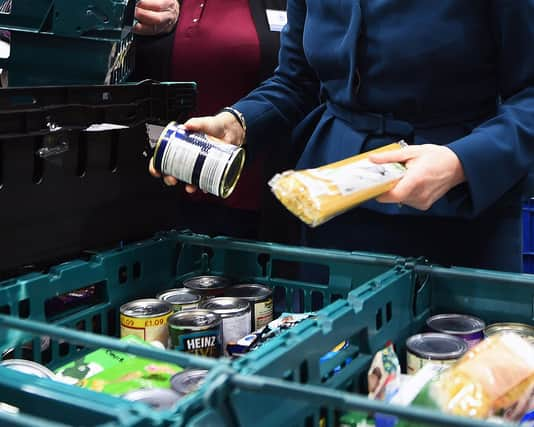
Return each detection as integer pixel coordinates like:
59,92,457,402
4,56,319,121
122,388,181,410
220,147,245,199
168,309,222,328
426,313,485,335
183,275,231,292
120,298,172,318
157,288,202,305
0,359,56,379
198,297,250,317
170,369,209,396
406,333,468,360
225,284,272,301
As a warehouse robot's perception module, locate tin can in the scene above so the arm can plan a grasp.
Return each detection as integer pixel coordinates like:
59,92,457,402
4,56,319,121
406,333,468,375
152,122,245,199
122,388,181,410
426,313,485,349
225,284,273,330
484,322,534,345
168,309,222,357
0,359,56,379
198,297,251,354
120,299,172,347
182,275,231,299
170,369,209,396
156,288,201,312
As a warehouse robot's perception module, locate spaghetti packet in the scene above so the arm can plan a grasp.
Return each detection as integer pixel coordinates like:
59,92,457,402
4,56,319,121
269,142,406,227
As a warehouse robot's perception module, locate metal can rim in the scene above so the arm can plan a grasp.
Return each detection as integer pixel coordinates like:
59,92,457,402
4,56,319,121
406,333,468,360
198,297,251,317
119,298,172,318
426,313,486,335
170,369,209,395
168,309,222,329
152,121,178,173
182,275,231,292
219,146,245,199
156,288,202,305
225,284,273,301
0,359,57,379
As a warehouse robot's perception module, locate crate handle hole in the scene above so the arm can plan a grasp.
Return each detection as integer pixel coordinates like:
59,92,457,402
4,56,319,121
118,266,128,284
376,308,383,330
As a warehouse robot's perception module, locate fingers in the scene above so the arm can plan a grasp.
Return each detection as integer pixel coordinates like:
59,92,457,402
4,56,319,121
163,175,178,186
148,158,161,177
369,145,420,164
134,0,178,35
185,184,198,194
184,117,225,139
136,0,176,12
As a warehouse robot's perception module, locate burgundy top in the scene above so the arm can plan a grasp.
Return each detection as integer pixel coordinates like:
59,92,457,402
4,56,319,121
170,0,263,211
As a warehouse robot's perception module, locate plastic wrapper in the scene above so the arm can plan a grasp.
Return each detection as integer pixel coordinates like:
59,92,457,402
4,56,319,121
269,142,406,227
429,333,534,419
368,342,401,401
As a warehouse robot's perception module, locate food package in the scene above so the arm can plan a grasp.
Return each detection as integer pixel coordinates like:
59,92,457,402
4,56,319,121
430,333,534,419
269,142,406,227
55,335,183,395
368,342,401,401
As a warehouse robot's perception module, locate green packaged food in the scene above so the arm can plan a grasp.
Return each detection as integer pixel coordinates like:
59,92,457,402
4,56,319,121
55,335,148,384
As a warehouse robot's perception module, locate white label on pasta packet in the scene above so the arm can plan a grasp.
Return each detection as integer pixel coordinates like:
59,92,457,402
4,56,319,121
308,159,406,196
266,9,287,32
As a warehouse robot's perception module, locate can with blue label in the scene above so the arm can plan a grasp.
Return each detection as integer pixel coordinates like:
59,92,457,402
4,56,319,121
152,122,245,198
168,309,222,358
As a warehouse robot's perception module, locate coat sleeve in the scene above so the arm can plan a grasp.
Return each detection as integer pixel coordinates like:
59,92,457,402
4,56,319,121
232,0,320,149
448,0,534,215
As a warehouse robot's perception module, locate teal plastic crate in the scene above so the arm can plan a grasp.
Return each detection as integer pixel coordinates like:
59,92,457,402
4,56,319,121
204,263,534,427
0,231,401,426
0,0,136,86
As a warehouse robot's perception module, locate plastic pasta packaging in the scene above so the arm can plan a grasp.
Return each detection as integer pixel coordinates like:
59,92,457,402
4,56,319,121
269,142,407,227
429,333,534,420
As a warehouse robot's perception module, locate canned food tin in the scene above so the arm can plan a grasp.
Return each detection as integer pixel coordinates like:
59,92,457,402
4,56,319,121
198,297,251,354
122,388,181,410
406,333,468,375
152,122,245,198
426,313,485,348
156,288,201,312
0,359,56,379
485,322,534,344
182,275,231,299
168,309,222,357
120,299,172,347
225,284,273,330
170,369,209,396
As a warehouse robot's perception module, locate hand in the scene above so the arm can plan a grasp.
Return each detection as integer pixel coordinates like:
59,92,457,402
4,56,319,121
134,0,180,36
369,144,466,211
149,113,246,194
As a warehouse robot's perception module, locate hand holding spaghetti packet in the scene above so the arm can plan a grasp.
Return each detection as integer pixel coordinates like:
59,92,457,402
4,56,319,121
269,142,407,227
150,115,246,198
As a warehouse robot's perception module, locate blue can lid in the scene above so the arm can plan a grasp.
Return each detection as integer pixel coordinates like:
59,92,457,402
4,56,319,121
406,333,468,360
426,313,485,335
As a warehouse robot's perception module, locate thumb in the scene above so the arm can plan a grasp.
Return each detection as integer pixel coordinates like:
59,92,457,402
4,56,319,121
369,145,418,164
184,116,225,139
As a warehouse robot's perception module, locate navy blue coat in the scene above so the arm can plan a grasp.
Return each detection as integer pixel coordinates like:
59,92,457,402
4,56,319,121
234,1,534,270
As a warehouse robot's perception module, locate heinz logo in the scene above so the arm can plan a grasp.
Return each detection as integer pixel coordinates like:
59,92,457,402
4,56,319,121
185,335,216,350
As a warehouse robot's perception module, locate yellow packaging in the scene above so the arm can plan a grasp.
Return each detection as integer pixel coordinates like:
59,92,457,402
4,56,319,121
431,333,534,419
269,142,406,227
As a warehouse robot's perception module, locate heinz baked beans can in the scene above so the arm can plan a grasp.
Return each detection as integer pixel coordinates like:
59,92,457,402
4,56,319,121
120,299,172,347
152,122,245,199
168,309,222,357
